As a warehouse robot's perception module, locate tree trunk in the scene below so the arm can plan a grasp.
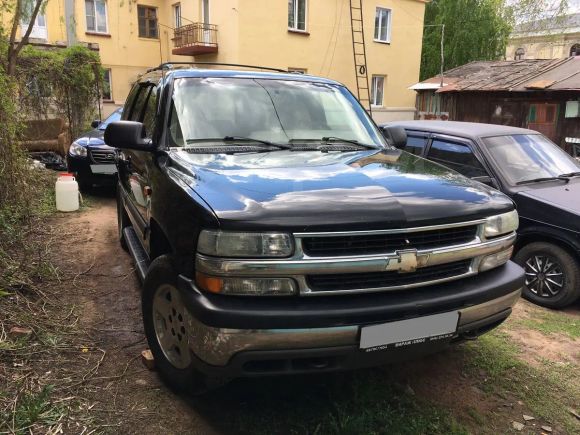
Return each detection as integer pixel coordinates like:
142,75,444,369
6,0,45,76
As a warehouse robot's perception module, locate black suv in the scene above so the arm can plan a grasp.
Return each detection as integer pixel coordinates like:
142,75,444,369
105,65,524,391
383,120,580,308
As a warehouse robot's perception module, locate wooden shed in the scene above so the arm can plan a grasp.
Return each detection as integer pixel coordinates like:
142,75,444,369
411,57,580,157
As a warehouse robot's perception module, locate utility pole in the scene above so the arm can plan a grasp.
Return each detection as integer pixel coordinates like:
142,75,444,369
424,24,445,87
440,24,445,87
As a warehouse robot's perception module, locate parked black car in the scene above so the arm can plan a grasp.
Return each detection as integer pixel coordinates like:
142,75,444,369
67,108,122,191
382,120,580,308
104,65,523,392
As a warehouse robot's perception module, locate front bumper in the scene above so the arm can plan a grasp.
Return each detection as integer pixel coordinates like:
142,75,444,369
178,261,523,376
67,153,117,184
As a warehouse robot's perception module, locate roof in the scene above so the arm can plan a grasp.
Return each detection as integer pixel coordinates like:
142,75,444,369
382,120,536,140
413,57,580,93
143,68,342,86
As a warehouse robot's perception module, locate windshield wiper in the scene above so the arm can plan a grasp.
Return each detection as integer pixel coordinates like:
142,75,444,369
290,137,378,150
186,136,292,150
516,176,570,185
558,171,580,178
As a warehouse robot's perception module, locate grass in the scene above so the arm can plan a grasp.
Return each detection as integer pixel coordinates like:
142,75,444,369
465,330,580,433
517,309,580,339
204,370,468,435
0,386,66,434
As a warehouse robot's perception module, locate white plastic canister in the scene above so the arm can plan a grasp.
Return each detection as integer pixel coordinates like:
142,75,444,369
55,173,80,212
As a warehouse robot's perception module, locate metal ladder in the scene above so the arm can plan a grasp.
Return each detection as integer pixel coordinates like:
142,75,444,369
349,0,372,115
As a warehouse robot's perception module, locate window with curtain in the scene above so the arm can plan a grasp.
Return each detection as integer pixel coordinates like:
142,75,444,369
371,75,385,106
85,0,108,33
374,7,391,42
288,0,306,31
138,5,158,39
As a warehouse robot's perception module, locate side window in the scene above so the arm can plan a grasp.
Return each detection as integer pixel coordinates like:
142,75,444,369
129,86,152,122
142,86,158,139
404,135,427,156
122,84,140,120
427,139,487,178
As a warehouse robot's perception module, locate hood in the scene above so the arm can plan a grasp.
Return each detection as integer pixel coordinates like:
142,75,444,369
74,128,110,149
515,180,580,233
169,149,514,231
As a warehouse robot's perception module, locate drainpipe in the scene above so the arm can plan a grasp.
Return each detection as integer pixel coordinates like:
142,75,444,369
64,0,76,46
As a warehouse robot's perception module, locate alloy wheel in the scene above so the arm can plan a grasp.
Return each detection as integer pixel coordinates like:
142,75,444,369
524,255,565,298
152,284,191,369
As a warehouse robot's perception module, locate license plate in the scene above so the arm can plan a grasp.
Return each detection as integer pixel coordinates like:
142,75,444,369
360,311,459,352
90,164,117,175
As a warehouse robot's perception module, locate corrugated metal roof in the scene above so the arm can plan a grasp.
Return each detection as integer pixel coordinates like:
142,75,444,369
412,57,579,93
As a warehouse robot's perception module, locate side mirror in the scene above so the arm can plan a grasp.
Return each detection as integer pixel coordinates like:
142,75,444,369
472,175,498,189
91,120,100,128
381,126,407,149
104,121,154,151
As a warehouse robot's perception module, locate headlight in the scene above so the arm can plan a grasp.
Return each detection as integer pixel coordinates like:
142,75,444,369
484,210,519,238
197,230,293,258
69,141,87,157
479,247,513,272
196,272,297,296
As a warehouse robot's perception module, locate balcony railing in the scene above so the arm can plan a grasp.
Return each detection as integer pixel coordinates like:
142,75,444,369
172,23,218,56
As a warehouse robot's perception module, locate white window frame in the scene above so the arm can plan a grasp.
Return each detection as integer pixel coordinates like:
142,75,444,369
374,7,392,43
85,0,108,34
371,75,385,107
102,68,112,101
173,3,182,28
288,0,307,32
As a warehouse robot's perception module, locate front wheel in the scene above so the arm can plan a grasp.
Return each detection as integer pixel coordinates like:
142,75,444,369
513,242,580,309
142,256,218,394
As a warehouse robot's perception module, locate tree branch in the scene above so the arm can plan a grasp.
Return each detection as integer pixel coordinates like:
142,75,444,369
7,0,45,75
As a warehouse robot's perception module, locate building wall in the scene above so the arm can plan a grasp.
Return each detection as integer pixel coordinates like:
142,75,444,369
210,0,425,123
507,33,580,60
5,0,427,121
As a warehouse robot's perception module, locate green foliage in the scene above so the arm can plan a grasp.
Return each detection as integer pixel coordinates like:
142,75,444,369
466,331,580,433
16,45,103,138
211,371,468,434
0,385,66,434
420,0,512,81
0,65,28,208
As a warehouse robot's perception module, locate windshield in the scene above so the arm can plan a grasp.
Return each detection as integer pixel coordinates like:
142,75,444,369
168,77,387,148
98,109,122,130
483,134,580,185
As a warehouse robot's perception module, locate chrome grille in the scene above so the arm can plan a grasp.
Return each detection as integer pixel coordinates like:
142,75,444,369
90,150,115,164
307,260,472,292
195,219,517,296
302,225,478,257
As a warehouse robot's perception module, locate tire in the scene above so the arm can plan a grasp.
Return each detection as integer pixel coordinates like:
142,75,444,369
142,255,218,394
513,242,580,309
116,188,130,251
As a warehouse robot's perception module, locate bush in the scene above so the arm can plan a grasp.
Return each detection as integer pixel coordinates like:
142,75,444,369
17,45,103,139
0,67,29,210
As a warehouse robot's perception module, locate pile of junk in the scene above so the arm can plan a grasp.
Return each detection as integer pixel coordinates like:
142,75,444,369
22,118,70,171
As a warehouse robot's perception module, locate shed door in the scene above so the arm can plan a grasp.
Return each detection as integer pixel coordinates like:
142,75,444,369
528,103,558,141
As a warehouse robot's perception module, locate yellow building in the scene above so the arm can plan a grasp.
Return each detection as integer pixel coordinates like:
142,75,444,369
9,0,427,122
506,13,580,60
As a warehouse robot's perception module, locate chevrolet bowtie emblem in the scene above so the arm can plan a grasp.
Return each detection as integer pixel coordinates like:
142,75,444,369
391,250,418,273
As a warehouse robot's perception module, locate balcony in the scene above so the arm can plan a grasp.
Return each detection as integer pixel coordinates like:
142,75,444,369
172,23,218,56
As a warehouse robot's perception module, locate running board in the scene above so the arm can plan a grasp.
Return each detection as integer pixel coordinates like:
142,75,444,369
123,226,150,282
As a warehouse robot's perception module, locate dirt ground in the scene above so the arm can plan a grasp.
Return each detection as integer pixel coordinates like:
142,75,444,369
35,192,580,434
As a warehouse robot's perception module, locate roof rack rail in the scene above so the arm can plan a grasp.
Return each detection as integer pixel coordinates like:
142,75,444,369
146,62,288,73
